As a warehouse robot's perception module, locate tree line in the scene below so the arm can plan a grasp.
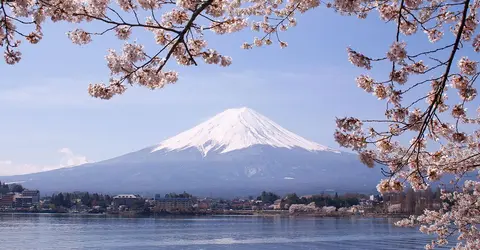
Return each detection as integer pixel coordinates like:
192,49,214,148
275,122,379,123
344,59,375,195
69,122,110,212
164,192,193,199
256,191,365,208
0,181,25,194
48,192,113,209
380,187,443,215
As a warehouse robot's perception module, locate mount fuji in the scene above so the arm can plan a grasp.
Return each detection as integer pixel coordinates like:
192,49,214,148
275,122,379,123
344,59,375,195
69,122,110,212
1,108,384,196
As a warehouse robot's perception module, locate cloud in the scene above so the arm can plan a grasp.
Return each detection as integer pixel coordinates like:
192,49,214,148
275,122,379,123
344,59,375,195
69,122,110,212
58,147,88,167
0,148,89,176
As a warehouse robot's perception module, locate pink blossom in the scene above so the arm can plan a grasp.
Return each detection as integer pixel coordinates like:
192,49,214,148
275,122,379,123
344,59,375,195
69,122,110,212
454,14,478,41
220,56,232,67
162,9,190,25
4,50,22,65
355,75,374,92
359,150,375,168
404,61,427,74
138,0,159,9
115,26,131,40
333,0,361,14
458,57,477,75
374,84,388,99
376,179,391,193
473,34,480,52
404,0,422,9
400,21,418,35
391,108,408,122
122,42,146,63
253,37,262,47
336,117,363,131
251,22,260,31
459,87,477,101
387,41,407,62
425,29,443,43
88,81,126,100
451,104,466,118
390,70,408,84
376,140,393,153
26,31,42,44
378,3,397,21
347,48,371,70
451,75,469,90
67,29,92,45
241,42,253,49
289,18,297,27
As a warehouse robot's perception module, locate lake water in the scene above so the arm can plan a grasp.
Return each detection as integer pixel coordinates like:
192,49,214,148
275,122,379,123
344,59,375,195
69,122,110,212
0,214,440,249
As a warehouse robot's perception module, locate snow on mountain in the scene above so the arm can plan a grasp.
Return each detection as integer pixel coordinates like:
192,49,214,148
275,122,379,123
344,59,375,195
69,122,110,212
151,107,339,156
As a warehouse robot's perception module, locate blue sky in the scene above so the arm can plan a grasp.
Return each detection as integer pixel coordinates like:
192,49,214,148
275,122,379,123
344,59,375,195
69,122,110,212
0,7,438,175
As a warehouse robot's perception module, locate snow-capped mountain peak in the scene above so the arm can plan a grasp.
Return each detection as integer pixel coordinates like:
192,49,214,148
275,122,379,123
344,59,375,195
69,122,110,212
151,107,339,156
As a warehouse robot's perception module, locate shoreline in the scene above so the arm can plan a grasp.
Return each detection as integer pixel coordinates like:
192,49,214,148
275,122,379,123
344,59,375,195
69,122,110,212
0,210,411,219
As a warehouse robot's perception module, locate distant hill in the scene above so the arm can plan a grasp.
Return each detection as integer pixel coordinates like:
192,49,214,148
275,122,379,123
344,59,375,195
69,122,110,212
0,107,384,196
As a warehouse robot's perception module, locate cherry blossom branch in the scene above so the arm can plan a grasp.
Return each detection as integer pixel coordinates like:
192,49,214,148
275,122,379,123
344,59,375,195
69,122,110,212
156,0,213,73
403,0,470,173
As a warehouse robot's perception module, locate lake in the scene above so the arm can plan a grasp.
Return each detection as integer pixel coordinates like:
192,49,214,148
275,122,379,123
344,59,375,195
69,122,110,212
0,214,440,249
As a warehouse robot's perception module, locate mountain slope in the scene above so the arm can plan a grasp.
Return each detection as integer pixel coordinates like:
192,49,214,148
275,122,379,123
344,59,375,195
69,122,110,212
0,107,384,196
152,107,338,156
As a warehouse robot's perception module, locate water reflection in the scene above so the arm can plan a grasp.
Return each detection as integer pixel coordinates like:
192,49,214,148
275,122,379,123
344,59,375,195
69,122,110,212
0,214,448,249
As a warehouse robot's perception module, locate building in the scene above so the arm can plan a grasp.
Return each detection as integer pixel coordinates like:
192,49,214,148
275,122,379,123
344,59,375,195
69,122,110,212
196,201,209,210
273,199,286,210
22,190,40,204
155,198,193,212
0,193,14,208
15,196,34,208
388,203,402,214
113,194,141,208
230,199,252,210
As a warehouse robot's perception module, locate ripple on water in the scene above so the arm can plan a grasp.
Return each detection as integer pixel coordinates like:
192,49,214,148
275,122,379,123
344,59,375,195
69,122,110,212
0,214,451,250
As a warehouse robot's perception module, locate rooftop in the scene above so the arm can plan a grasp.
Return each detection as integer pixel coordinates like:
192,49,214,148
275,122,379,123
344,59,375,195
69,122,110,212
113,194,139,199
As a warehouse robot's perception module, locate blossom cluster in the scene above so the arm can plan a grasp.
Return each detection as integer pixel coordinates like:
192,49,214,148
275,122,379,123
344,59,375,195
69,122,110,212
1,0,323,97
335,0,480,248
396,180,480,249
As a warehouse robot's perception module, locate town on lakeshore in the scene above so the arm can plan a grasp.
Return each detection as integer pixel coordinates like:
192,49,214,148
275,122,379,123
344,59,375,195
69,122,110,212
0,181,444,217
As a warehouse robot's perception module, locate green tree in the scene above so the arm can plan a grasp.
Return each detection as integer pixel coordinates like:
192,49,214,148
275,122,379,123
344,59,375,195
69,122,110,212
9,184,24,193
257,191,280,204
81,192,91,206
64,193,72,207
165,192,192,198
53,193,65,207
0,181,9,194
285,193,300,204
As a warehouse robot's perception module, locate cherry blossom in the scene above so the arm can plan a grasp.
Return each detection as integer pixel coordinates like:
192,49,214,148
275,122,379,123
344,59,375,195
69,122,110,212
356,75,374,93
347,48,371,69
425,29,443,43
331,0,480,248
67,29,92,45
387,42,407,62
458,57,477,75
115,26,131,40
3,0,480,248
